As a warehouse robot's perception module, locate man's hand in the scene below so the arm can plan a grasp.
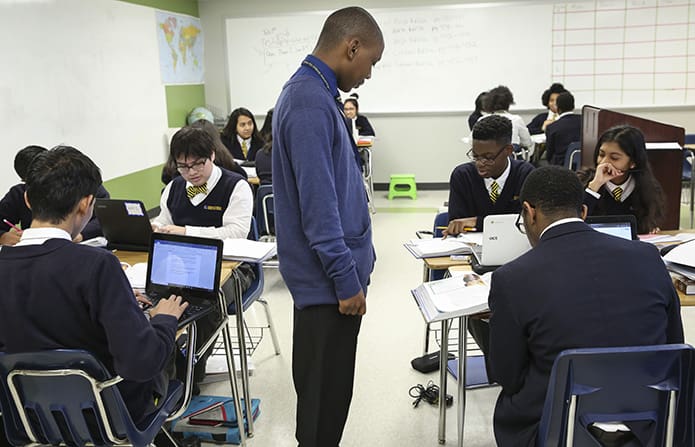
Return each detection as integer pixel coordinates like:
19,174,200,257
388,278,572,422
149,294,189,319
0,231,21,246
153,224,186,235
338,290,366,316
443,217,477,238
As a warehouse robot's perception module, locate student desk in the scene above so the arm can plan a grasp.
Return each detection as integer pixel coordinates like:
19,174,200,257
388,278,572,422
115,251,254,443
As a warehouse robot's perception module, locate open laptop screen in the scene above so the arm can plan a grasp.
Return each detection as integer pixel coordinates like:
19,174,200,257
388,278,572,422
150,238,219,292
585,215,637,240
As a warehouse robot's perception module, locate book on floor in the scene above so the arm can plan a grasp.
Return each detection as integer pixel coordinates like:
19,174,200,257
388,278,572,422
412,272,491,322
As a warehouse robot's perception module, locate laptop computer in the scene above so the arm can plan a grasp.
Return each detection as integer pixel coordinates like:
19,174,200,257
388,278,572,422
585,215,638,240
94,199,152,251
144,233,223,329
470,214,532,274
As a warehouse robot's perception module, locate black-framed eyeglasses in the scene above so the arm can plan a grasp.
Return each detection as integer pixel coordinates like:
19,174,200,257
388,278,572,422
466,144,509,165
515,212,526,234
176,158,208,173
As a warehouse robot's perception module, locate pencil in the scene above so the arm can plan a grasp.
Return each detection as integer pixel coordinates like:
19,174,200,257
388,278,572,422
2,219,23,234
435,226,477,232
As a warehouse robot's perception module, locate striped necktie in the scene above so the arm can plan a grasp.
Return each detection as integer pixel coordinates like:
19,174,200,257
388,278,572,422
186,183,207,199
612,186,623,202
490,181,500,204
241,140,248,158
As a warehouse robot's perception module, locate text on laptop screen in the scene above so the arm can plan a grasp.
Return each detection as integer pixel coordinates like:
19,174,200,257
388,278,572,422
150,239,218,291
589,222,633,240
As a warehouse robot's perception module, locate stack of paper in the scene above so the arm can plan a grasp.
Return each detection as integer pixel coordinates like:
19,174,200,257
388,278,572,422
124,262,148,289
404,237,473,259
412,273,491,322
223,238,277,262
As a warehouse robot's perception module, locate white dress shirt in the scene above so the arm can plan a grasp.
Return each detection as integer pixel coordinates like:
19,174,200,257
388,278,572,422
484,156,511,195
585,175,635,202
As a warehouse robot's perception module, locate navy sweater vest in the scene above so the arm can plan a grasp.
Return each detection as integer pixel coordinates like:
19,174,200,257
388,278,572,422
168,169,244,227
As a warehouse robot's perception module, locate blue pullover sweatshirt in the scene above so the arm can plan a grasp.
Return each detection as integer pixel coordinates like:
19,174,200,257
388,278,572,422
272,55,376,309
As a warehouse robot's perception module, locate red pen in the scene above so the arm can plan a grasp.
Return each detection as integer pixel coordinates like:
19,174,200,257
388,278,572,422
2,219,23,234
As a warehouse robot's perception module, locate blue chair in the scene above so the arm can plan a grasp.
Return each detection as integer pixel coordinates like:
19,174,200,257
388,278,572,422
0,349,183,447
537,344,695,447
564,141,581,171
682,143,694,228
254,184,275,241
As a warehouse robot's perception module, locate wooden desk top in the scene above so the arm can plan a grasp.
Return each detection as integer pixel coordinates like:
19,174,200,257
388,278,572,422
114,250,240,284
424,256,470,269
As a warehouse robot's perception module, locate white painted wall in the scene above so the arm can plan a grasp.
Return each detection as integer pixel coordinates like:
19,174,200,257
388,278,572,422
199,0,695,185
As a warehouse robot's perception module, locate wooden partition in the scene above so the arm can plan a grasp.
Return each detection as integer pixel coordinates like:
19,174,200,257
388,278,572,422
581,106,684,230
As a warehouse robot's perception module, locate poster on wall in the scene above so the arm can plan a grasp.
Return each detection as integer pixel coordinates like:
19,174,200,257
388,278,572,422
155,10,204,85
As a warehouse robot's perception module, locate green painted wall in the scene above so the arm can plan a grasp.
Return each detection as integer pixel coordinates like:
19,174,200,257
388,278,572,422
103,165,164,210
109,0,203,208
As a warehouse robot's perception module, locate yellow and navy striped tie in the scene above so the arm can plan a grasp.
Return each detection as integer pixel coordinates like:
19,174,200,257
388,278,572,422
612,186,623,202
186,183,207,199
490,181,500,204
241,140,248,158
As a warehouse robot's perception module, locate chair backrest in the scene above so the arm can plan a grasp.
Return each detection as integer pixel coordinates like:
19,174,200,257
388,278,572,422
433,211,449,239
537,344,695,447
255,184,274,238
0,350,182,447
565,141,581,171
683,149,693,181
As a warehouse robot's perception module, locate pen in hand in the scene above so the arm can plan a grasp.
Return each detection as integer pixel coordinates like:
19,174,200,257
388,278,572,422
2,219,23,234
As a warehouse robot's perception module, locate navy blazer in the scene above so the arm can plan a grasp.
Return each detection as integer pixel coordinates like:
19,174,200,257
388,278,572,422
488,221,683,447
545,114,582,166
221,134,265,161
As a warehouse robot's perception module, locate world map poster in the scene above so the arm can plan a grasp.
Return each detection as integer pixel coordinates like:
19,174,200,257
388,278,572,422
155,11,204,85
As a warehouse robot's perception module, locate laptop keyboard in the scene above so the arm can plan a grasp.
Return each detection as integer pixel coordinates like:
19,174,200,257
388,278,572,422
144,292,210,322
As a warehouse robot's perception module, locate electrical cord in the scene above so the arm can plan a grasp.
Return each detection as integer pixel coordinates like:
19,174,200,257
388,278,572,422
409,381,453,408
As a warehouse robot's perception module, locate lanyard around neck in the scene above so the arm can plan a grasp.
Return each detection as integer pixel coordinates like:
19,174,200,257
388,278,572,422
302,60,343,106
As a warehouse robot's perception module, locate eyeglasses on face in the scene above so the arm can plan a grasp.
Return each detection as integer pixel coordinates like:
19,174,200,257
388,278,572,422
515,212,526,234
176,158,208,173
466,144,509,165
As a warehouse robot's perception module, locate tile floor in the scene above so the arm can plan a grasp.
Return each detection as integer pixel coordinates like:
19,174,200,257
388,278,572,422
202,189,695,447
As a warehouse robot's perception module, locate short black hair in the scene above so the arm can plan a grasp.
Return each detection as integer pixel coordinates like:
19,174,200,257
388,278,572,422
315,7,383,51
556,91,575,114
25,146,101,224
472,115,512,146
170,126,215,161
519,166,583,218
541,83,566,107
14,145,47,181
482,85,514,112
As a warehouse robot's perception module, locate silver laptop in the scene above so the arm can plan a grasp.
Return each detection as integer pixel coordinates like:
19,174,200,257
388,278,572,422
470,214,531,273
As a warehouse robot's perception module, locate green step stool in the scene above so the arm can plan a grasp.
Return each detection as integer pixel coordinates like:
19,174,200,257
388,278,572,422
388,174,417,200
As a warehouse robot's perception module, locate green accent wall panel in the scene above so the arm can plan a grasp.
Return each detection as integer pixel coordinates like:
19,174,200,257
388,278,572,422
166,84,206,127
118,0,198,16
103,164,164,211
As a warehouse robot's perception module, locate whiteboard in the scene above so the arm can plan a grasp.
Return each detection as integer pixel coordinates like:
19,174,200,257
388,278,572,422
0,0,168,194
225,0,695,114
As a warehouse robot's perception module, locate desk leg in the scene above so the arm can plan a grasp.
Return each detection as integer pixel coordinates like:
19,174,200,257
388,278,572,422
457,316,467,447
438,319,448,444
167,322,198,422
231,269,255,437
218,290,247,446
423,264,431,355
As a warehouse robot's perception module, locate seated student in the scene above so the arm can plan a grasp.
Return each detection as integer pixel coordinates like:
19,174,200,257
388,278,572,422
467,91,487,131
583,125,664,234
0,146,188,427
343,93,375,137
488,166,683,447
445,115,534,235
161,120,247,185
544,91,581,166
526,82,566,135
152,126,253,390
0,145,110,246
255,109,273,185
481,85,533,153
220,107,265,161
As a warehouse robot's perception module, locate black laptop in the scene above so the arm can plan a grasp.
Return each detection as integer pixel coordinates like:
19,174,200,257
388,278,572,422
94,199,152,251
144,233,223,328
585,215,638,240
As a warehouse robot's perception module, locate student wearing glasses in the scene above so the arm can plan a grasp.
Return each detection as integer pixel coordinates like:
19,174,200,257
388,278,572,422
445,115,534,236
152,126,254,393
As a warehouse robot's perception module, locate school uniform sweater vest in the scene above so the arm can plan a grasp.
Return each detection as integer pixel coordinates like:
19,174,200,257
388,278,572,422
167,169,244,227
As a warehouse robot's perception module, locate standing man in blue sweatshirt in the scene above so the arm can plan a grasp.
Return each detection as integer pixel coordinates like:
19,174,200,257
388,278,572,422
272,7,383,447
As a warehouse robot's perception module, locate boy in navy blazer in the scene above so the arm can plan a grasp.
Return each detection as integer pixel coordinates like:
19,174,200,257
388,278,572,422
544,91,582,166
446,115,534,235
488,166,683,446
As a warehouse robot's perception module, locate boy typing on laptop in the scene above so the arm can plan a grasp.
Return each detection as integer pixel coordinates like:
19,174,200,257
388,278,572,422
0,146,188,427
445,115,534,236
